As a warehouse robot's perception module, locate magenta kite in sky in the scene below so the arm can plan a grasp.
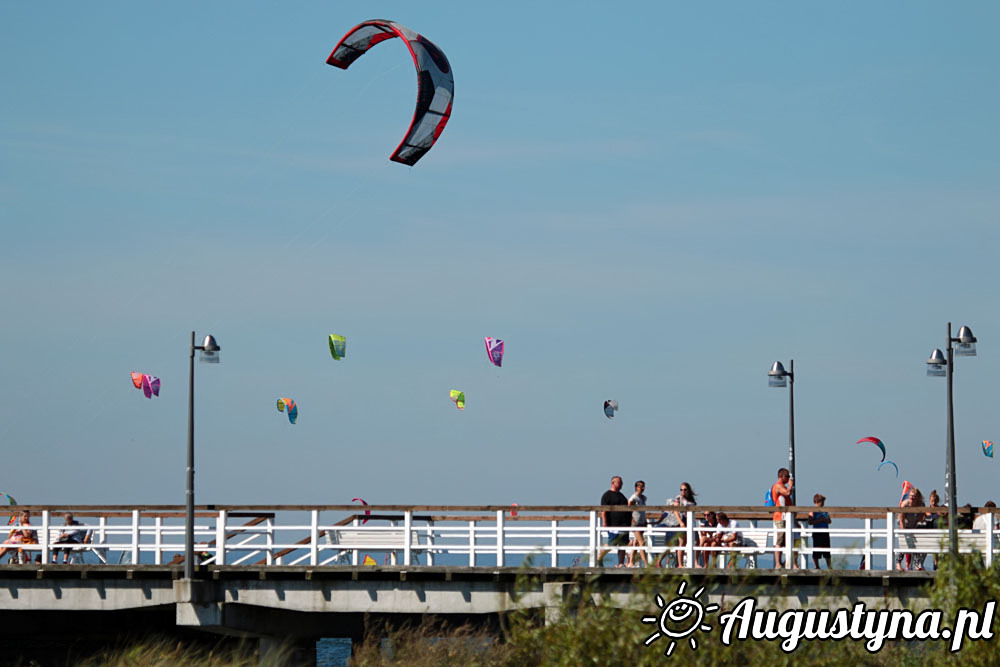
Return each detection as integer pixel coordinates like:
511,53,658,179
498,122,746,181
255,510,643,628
485,337,504,367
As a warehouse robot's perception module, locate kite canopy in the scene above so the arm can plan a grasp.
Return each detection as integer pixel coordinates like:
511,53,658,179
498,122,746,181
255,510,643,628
984,440,994,458
878,460,899,477
603,400,619,419
857,436,886,462
276,397,298,424
329,334,346,360
449,390,465,410
327,19,454,166
485,337,504,367
352,497,370,525
132,373,160,398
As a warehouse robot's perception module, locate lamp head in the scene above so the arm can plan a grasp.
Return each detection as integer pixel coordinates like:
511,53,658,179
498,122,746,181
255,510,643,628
955,326,977,357
200,334,221,363
768,361,788,387
926,348,946,376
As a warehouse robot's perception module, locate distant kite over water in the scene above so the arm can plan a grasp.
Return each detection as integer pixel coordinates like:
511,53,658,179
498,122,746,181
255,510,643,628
604,400,619,419
277,397,298,424
329,334,346,360
327,19,454,166
857,436,886,462
449,390,465,410
485,337,504,367
878,460,899,477
984,440,994,458
131,372,160,399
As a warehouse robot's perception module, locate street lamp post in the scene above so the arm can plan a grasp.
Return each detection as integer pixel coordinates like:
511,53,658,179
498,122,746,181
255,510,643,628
186,332,220,580
768,360,796,505
926,323,977,558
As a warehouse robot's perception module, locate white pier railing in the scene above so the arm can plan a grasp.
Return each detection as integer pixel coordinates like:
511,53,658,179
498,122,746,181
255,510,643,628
2,505,995,571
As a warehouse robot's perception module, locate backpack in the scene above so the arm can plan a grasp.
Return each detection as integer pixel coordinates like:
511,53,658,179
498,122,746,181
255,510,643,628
764,488,775,506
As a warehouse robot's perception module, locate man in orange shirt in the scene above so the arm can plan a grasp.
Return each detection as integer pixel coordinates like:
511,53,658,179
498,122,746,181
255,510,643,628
771,468,794,568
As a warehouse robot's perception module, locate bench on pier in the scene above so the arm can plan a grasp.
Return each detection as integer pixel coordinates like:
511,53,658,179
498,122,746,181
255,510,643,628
896,529,998,560
646,525,772,568
323,527,427,565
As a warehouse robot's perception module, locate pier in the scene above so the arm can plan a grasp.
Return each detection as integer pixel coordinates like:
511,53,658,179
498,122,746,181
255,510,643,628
0,503,992,664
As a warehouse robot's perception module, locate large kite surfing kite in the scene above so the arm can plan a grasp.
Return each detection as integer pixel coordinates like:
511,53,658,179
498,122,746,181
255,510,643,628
329,334,346,360
131,372,161,399
857,436,886,462
327,19,454,166
485,337,504,367
277,397,298,424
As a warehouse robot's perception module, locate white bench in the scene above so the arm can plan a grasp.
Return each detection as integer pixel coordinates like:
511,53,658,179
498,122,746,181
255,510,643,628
323,527,426,565
897,529,998,559
646,525,771,568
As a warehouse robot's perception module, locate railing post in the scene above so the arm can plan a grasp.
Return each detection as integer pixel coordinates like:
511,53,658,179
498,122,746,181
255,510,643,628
216,510,227,566
40,510,50,565
496,510,505,568
308,510,318,566
469,520,476,567
403,510,413,566
885,511,895,572
685,510,695,567
426,520,435,567
266,517,274,566
550,520,558,568
154,517,163,565
783,511,793,568
131,510,140,565
352,518,360,566
589,511,597,567
863,518,871,571
986,514,994,567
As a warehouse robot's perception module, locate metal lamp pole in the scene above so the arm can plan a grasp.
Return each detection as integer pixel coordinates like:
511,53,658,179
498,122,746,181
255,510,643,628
945,323,958,558
928,322,977,559
768,360,796,505
186,332,219,579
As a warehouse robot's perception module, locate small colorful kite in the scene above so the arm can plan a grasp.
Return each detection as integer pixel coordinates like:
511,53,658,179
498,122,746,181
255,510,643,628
329,334,346,360
0,492,17,526
604,400,619,419
984,441,994,458
449,390,465,410
362,554,377,566
485,337,504,367
276,397,298,424
857,436,886,462
131,372,160,398
899,481,913,506
352,497,370,525
878,460,899,477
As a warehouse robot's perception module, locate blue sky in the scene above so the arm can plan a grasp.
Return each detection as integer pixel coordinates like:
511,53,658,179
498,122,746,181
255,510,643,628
2,2,998,509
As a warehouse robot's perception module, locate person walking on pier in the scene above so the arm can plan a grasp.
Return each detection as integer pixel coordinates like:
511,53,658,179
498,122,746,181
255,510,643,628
597,475,630,567
626,480,650,567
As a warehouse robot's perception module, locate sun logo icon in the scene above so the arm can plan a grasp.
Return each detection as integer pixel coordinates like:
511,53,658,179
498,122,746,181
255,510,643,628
641,581,720,657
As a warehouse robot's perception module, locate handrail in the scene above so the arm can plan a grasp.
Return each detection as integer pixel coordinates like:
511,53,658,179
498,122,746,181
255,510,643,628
3,505,994,571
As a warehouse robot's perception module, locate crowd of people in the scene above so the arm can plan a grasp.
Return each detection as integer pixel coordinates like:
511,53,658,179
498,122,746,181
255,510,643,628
597,470,999,570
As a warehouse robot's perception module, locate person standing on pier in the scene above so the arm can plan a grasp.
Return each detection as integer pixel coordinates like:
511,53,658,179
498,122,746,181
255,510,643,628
771,468,794,568
597,475,630,567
